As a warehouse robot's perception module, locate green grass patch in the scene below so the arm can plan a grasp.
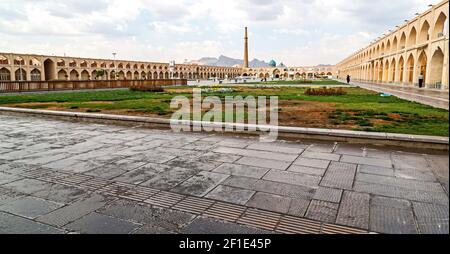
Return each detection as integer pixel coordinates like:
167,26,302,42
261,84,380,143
1,84,448,136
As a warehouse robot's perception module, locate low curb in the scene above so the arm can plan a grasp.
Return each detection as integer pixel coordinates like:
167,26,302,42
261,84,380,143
0,106,448,150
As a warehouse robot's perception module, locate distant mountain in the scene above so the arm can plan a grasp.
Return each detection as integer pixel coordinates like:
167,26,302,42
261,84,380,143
188,55,270,68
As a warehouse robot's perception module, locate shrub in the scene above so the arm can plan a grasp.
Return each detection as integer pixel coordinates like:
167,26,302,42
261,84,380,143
86,109,101,113
304,87,346,96
129,86,164,92
357,119,373,126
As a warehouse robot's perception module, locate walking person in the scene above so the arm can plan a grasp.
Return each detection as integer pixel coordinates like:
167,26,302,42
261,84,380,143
418,73,424,88
346,75,350,84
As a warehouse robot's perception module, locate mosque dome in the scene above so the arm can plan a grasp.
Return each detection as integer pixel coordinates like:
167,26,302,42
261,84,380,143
268,60,276,67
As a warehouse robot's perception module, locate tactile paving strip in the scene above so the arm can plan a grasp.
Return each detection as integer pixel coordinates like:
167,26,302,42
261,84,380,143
321,223,368,234
15,169,370,234
78,178,112,191
172,196,215,214
276,215,322,234
203,202,246,222
144,191,185,208
121,186,160,202
238,208,282,231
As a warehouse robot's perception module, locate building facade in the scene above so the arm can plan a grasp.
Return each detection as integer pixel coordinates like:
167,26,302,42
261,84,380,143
0,53,242,82
335,0,449,90
242,65,336,79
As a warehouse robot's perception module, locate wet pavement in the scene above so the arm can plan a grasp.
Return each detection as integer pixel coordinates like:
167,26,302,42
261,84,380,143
342,79,449,110
0,113,448,234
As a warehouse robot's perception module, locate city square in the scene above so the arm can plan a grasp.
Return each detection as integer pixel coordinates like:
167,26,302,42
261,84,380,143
0,0,449,238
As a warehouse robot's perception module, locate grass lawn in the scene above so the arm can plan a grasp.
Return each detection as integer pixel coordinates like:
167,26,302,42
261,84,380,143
0,82,448,136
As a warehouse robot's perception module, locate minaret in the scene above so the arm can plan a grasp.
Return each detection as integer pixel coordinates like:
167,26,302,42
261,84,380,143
243,27,249,68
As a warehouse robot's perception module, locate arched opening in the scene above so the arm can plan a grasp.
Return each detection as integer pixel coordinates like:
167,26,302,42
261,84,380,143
378,62,383,81
30,69,41,81
80,61,88,68
386,40,391,53
164,72,169,79
110,71,116,80
0,55,9,65
406,54,415,84
134,71,139,79
159,71,163,79
380,43,385,55
80,70,90,80
70,70,79,80
407,27,417,47
383,60,389,81
29,58,41,67
0,67,11,81
398,56,404,82
432,12,448,39
126,71,132,80
14,68,26,81
118,71,125,80
141,71,146,79
58,70,68,80
69,60,77,67
416,51,427,87
390,59,396,82
392,37,398,52
148,72,153,79
44,59,56,80
399,33,406,49
91,62,98,68
428,48,444,86
418,21,430,44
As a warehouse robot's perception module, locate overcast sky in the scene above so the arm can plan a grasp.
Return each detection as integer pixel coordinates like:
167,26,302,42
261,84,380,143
0,0,435,66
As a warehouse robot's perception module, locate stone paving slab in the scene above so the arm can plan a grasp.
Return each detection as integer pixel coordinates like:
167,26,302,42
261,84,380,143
369,196,418,234
0,212,64,234
213,163,269,179
305,200,339,224
0,196,64,219
0,113,448,234
412,202,449,234
320,162,357,190
235,157,291,170
171,171,229,197
205,185,255,205
65,212,142,234
335,191,370,229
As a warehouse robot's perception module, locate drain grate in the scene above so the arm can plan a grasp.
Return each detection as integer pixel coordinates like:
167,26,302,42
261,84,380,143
276,215,321,234
144,191,185,208
203,202,246,222
238,208,281,231
172,196,215,214
321,223,367,234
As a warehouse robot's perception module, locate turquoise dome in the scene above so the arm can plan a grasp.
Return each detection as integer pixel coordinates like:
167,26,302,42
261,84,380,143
268,60,276,67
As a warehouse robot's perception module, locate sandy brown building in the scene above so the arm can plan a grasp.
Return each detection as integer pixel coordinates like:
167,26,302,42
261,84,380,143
0,53,242,82
336,0,449,90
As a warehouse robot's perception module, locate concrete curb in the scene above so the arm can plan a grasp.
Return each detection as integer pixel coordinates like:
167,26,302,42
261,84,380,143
0,106,448,149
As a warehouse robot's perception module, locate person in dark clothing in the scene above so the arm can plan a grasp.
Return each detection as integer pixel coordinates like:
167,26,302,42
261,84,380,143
346,75,350,84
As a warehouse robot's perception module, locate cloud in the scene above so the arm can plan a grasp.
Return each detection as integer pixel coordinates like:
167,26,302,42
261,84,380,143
0,0,439,65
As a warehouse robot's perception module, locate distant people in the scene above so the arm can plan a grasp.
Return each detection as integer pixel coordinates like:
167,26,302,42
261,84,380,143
346,75,350,84
418,73,424,88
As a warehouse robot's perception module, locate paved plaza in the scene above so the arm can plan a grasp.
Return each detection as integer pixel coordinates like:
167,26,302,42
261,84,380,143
344,80,450,110
0,113,448,234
